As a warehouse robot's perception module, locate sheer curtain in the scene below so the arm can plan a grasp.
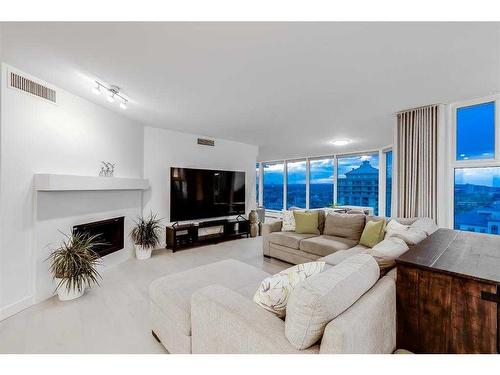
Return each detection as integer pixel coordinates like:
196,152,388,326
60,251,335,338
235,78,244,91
396,105,439,220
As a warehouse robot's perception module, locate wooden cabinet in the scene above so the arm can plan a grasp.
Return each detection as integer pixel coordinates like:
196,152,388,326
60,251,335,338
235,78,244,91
396,229,500,354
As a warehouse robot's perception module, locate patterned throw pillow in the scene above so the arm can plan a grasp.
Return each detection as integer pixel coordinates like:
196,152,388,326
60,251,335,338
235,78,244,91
253,261,326,318
282,210,296,231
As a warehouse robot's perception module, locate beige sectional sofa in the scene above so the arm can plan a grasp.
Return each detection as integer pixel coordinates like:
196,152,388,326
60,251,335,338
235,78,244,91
263,211,437,265
149,211,437,354
150,256,397,354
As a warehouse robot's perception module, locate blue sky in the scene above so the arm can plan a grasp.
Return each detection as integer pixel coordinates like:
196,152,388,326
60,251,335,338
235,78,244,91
457,101,495,161
262,154,379,185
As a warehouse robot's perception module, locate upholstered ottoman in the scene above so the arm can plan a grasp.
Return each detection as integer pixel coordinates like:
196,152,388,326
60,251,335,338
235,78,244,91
149,259,270,353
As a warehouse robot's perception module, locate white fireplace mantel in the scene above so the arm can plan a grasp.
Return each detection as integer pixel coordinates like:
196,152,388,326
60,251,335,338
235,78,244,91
33,174,150,191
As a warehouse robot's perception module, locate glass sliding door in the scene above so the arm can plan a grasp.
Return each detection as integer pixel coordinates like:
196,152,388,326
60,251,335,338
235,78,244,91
286,160,306,209
337,154,380,215
263,162,284,210
309,158,334,209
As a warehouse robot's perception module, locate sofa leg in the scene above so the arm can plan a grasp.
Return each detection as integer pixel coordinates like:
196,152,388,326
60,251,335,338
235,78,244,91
152,330,161,343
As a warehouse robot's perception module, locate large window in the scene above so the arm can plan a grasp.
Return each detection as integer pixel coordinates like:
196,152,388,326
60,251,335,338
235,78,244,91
337,154,379,215
256,163,260,205
456,102,495,161
452,97,499,235
385,151,393,217
263,162,284,210
454,167,500,234
286,160,306,208
309,158,334,209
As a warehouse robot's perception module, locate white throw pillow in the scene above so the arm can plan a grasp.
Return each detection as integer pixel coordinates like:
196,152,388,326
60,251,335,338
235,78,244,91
367,237,409,272
281,210,296,231
253,261,326,318
387,228,427,246
385,219,410,236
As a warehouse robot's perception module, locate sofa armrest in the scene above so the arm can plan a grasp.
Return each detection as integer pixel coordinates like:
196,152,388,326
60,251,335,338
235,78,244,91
319,276,396,354
191,285,318,354
262,220,283,256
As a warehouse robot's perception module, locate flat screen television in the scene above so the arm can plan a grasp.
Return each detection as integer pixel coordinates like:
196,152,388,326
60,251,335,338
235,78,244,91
170,167,245,222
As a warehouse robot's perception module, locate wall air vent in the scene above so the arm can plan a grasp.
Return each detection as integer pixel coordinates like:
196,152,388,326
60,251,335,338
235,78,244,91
197,138,215,147
9,71,57,103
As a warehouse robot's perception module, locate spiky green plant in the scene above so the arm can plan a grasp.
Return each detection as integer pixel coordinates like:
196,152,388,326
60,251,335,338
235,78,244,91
47,231,103,293
130,212,163,249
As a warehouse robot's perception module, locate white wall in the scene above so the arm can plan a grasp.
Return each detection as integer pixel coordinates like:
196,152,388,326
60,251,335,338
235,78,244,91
0,64,259,320
0,64,145,319
143,126,258,245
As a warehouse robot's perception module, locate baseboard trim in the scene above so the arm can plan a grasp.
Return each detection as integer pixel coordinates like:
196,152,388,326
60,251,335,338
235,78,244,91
0,296,34,321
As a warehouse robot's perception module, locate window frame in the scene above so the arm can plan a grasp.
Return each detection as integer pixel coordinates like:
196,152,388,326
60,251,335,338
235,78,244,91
448,94,500,230
285,158,308,209
308,156,335,210
261,160,285,212
259,148,390,216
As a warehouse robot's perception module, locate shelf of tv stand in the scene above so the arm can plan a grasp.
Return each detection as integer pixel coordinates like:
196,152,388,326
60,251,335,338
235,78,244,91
166,218,250,252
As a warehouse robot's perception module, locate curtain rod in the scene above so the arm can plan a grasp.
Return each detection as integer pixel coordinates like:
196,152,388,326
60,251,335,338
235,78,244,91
395,103,442,115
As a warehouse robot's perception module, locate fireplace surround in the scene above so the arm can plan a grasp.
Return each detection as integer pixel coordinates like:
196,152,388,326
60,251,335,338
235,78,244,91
73,216,125,257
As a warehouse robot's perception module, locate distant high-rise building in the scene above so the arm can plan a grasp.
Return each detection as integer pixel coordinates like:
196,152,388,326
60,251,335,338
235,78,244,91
337,160,379,214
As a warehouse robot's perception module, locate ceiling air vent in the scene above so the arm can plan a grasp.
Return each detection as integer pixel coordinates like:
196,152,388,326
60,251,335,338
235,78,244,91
197,138,215,147
9,71,57,103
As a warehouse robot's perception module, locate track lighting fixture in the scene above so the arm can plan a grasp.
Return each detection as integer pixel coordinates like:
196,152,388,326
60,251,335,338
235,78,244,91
92,83,101,95
92,81,129,109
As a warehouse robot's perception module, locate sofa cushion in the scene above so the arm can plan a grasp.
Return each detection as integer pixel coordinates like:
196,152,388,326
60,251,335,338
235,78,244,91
294,211,320,235
299,235,358,257
386,227,427,246
367,237,409,273
409,217,438,236
253,262,326,318
318,245,369,266
323,213,365,241
268,231,317,250
285,254,380,350
149,259,270,336
281,210,297,232
359,219,386,248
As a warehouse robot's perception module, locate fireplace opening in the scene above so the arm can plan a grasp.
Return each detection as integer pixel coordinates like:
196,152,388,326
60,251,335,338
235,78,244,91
73,216,124,257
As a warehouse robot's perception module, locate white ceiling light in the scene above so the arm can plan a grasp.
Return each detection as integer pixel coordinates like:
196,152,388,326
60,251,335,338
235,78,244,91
329,139,352,146
92,81,129,108
92,83,101,95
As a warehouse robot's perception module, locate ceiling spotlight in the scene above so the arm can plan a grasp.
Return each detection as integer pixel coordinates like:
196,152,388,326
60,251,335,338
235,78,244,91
92,83,100,95
330,139,352,146
93,81,129,109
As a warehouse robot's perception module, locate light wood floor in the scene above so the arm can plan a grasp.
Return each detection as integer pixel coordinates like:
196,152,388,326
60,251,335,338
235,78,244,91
0,237,288,353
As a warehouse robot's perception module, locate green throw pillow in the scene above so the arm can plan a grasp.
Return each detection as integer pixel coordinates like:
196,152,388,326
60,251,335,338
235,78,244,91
293,211,320,235
359,219,386,248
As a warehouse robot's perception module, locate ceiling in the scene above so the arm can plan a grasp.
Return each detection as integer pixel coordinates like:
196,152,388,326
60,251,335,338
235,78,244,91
1,22,499,160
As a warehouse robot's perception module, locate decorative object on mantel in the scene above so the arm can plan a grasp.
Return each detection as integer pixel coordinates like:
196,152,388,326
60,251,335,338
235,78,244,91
99,161,115,177
130,212,163,260
249,210,259,238
46,231,103,301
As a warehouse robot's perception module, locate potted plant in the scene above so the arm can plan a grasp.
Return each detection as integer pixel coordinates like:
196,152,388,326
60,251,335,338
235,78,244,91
130,212,162,260
47,231,103,301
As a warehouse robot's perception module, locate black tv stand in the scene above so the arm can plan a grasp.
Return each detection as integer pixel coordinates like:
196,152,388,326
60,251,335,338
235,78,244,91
166,218,250,252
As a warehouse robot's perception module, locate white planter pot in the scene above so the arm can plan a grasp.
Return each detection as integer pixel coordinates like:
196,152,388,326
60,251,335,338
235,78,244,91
55,278,85,301
135,244,153,260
